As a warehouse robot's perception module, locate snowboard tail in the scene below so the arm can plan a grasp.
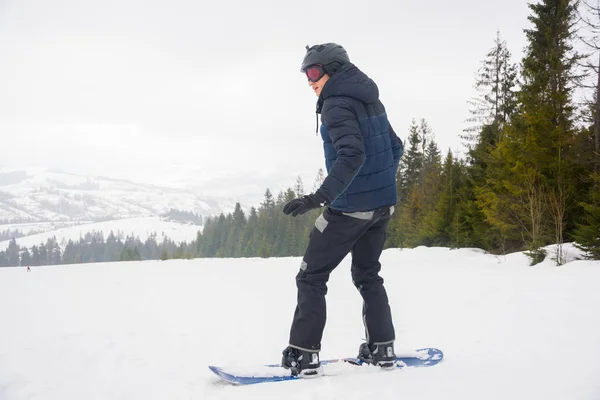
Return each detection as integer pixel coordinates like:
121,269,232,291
209,347,443,385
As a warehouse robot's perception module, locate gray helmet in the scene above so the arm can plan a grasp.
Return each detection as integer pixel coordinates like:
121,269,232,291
300,43,350,73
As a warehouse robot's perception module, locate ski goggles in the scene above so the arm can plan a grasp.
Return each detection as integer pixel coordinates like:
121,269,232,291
305,64,326,82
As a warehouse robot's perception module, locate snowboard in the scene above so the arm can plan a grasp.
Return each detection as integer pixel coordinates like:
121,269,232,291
209,347,443,385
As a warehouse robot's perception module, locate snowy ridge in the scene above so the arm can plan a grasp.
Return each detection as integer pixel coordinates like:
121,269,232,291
1,245,599,399
0,167,228,224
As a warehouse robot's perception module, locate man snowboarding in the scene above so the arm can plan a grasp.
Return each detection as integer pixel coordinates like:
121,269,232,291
281,43,404,376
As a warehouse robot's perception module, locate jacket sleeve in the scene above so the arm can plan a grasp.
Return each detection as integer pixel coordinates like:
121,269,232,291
317,99,366,203
389,123,403,172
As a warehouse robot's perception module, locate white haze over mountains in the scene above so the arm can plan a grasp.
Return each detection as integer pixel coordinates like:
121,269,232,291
0,167,233,247
0,167,230,223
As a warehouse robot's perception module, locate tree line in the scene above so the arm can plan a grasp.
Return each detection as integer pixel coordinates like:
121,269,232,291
0,231,197,267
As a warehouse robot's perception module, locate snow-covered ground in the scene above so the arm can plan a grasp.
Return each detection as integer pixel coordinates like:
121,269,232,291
0,217,202,251
1,245,599,400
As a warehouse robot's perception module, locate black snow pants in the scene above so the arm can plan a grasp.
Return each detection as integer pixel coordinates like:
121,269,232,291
288,205,396,351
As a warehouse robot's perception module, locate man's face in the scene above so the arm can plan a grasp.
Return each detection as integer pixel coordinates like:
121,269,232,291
309,74,330,97
304,64,330,97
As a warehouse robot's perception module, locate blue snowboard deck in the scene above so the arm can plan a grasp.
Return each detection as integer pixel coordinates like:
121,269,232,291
209,347,443,385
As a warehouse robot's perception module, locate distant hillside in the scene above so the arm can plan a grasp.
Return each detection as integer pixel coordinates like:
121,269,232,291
0,167,230,225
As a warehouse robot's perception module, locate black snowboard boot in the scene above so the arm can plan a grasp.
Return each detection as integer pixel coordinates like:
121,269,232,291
357,342,396,369
281,346,321,377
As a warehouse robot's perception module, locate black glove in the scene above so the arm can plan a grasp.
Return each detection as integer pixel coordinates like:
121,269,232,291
283,192,327,217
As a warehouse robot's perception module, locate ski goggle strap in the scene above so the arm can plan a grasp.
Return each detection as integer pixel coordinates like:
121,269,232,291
305,64,326,82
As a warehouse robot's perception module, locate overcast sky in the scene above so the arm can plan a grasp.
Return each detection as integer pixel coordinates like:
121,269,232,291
1,0,536,201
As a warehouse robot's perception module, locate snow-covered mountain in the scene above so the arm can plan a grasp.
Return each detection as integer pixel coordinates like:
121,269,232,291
0,167,233,226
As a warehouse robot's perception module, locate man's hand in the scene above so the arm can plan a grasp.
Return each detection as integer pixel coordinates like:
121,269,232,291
283,192,327,217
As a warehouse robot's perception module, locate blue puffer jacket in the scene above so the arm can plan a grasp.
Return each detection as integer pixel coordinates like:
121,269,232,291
316,63,403,212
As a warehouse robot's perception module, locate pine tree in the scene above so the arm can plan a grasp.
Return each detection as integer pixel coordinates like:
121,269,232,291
398,120,423,202
294,177,305,196
241,207,259,256
20,248,31,267
418,119,433,193
312,169,325,192
280,189,299,255
419,139,443,245
429,150,461,247
62,240,77,264
31,245,40,266
423,139,442,197
464,31,519,142
46,237,62,265
464,32,519,188
7,238,20,266
261,189,276,217
401,186,425,247
105,232,118,261
224,203,246,256
388,120,420,247
479,0,582,261
462,33,520,252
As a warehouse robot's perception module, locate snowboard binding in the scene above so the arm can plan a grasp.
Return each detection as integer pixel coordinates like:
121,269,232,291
281,346,322,377
357,342,396,369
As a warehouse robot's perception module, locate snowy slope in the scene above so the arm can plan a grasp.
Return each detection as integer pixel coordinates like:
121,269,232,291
1,246,599,400
0,167,228,224
0,217,202,251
